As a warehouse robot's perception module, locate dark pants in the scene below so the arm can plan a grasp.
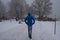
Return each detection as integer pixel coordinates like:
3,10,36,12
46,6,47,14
28,26,32,38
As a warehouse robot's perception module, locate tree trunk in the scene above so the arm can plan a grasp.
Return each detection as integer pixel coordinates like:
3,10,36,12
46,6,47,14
38,12,41,21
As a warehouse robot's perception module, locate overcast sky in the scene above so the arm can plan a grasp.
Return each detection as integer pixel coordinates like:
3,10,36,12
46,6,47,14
1,0,60,19
50,0,60,19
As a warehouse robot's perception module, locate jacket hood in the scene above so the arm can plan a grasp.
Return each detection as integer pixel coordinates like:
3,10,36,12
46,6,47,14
28,12,31,16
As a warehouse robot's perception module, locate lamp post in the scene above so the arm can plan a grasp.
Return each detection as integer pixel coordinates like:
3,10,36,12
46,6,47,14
54,13,56,35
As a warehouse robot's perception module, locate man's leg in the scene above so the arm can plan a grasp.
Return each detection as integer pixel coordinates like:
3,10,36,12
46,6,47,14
28,26,32,39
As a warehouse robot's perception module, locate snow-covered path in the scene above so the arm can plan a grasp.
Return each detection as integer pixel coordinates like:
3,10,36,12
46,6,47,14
0,20,60,40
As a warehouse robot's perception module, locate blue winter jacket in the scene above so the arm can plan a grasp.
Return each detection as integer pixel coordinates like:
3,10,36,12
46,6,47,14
25,13,35,26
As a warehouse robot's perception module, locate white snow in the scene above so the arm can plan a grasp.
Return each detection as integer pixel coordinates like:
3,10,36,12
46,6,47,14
0,20,60,40
0,20,19,33
56,21,60,40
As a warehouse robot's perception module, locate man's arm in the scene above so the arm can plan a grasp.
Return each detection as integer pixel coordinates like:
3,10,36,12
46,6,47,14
32,17,35,25
25,17,28,24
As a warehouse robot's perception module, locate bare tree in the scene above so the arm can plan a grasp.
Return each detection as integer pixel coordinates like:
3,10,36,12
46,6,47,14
9,0,26,19
24,4,29,15
32,0,52,20
0,0,6,20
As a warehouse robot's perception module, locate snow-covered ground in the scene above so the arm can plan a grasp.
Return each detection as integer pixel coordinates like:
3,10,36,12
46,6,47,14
0,20,60,40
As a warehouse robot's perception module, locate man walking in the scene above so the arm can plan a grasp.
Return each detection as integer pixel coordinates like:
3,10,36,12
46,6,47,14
25,12,35,39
